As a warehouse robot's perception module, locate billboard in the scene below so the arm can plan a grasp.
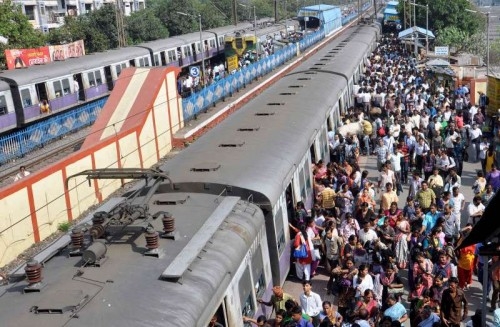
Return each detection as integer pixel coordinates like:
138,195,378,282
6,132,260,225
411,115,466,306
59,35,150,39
4,40,86,69
49,40,85,61
4,47,51,69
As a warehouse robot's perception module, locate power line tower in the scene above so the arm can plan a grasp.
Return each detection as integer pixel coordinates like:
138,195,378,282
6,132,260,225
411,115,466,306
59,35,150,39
115,0,127,47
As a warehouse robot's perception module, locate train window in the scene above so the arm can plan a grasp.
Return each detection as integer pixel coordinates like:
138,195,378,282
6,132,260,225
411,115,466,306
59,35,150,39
154,54,160,66
299,168,306,199
218,36,224,46
167,50,176,62
21,89,32,107
196,42,201,53
184,46,192,57
209,39,215,48
239,268,254,318
144,57,150,67
0,95,7,115
87,72,96,87
139,58,145,67
304,159,312,193
116,65,122,77
275,207,286,256
53,81,63,97
62,78,71,95
251,245,265,297
95,71,103,85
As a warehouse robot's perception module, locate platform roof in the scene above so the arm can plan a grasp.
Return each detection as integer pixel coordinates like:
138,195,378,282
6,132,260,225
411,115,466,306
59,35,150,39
384,8,398,15
398,26,435,39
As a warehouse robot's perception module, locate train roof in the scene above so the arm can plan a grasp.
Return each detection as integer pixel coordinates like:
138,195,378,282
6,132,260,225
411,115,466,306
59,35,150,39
0,80,10,92
0,47,150,86
137,22,256,52
158,24,378,208
0,193,264,327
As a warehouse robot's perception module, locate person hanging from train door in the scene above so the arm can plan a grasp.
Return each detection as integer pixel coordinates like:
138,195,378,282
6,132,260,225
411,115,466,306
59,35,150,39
39,100,51,114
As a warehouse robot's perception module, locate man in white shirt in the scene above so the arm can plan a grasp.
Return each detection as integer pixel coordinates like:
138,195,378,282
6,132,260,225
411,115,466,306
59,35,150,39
469,124,482,162
467,195,485,226
358,221,379,245
299,281,323,324
378,163,396,192
389,149,404,195
451,186,465,229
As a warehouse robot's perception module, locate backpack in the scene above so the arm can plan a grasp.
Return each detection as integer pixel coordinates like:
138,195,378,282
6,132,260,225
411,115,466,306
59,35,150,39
434,262,452,279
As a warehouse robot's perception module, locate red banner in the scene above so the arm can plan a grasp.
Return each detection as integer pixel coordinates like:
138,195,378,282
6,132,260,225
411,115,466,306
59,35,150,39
4,40,86,69
4,47,51,69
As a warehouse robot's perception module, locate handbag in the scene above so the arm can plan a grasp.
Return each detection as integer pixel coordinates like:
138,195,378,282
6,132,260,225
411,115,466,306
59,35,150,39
293,234,308,259
293,244,308,259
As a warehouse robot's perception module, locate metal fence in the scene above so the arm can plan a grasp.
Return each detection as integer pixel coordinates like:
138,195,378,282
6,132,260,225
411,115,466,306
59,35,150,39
0,98,106,165
0,5,369,163
181,4,370,122
182,30,326,121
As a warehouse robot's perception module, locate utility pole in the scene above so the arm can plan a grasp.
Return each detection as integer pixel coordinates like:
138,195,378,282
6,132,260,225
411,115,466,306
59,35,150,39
232,0,237,25
115,0,126,47
274,0,279,23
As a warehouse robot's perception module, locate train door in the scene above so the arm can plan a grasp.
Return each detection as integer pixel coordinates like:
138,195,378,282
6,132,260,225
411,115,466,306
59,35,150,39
74,73,85,101
104,66,114,91
177,47,183,66
309,144,316,164
191,43,197,61
160,52,167,66
129,59,136,67
211,304,227,327
35,82,48,103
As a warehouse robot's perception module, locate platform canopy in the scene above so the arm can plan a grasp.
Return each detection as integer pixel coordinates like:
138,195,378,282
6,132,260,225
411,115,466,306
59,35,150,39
426,58,450,66
398,26,435,40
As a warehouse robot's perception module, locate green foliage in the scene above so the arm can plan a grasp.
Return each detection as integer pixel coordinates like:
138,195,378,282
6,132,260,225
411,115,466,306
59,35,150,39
57,222,71,232
0,0,46,68
397,0,483,36
125,8,169,44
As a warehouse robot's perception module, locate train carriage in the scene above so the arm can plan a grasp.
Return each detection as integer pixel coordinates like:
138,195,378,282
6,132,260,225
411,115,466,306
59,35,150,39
0,20,380,327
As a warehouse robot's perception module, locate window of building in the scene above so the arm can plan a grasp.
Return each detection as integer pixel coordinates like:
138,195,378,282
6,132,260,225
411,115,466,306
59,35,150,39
21,89,32,107
53,80,63,97
25,5,35,20
0,95,7,115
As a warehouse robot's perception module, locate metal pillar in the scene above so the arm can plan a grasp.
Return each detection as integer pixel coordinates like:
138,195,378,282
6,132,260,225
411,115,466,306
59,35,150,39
198,14,205,85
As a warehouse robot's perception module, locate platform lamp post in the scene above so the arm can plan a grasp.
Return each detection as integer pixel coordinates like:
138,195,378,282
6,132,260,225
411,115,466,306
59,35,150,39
466,9,490,80
176,11,205,86
409,1,429,58
239,3,258,58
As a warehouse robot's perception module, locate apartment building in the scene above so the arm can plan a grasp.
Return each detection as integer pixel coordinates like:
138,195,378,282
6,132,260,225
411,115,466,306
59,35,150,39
15,0,145,31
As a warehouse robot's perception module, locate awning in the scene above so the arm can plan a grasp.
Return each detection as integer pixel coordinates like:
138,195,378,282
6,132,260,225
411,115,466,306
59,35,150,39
398,26,435,39
426,59,450,66
456,190,500,249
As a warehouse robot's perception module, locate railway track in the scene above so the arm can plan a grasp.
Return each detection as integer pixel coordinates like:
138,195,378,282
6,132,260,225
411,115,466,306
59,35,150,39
0,130,87,188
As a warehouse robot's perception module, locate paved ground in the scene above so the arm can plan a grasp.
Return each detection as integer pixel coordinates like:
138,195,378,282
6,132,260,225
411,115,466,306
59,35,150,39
283,153,492,326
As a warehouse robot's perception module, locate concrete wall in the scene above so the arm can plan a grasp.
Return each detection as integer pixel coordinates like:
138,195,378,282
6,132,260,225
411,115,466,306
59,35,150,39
0,68,183,268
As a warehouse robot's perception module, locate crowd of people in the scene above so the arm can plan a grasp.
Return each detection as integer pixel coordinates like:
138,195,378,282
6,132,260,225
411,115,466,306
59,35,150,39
264,33,500,327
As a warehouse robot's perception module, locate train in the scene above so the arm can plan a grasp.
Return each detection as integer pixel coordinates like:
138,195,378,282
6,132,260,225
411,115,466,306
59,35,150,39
0,18,285,133
0,20,380,327
382,1,401,33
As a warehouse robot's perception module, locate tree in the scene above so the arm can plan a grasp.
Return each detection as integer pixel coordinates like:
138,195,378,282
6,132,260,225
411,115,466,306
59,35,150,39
125,8,169,44
0,0,46,68
397,0,483,36
435,26,486,58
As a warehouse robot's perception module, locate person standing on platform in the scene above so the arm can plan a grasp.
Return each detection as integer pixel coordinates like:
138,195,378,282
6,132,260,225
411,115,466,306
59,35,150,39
440,277,468,327
299,281,322,325
257,286,295,312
